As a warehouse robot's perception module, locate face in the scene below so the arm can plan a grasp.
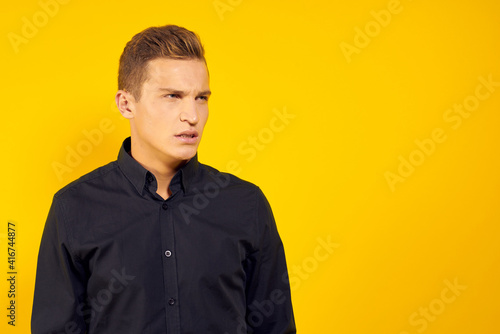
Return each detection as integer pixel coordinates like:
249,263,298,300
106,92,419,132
117,58,210,168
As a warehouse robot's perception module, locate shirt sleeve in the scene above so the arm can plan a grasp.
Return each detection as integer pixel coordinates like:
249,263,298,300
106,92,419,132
31,196,88,334
245,188,296,333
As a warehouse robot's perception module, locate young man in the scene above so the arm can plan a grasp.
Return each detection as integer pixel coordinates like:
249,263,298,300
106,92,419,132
32,25,295,333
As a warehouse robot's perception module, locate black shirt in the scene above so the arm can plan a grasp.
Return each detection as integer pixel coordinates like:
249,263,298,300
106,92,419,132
32,137,295,334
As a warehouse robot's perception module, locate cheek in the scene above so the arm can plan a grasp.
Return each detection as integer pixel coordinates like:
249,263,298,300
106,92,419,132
140,104,176,130
199,108,209,125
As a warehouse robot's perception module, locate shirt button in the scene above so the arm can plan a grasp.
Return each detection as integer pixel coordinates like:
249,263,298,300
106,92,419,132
162,202,168,210
164,250,172,257
168,298,176,306
147,175,154,183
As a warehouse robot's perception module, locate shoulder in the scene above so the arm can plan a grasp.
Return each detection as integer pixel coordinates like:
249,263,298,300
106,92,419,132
197,162,263,195
53,160,119,201
195,162,273,218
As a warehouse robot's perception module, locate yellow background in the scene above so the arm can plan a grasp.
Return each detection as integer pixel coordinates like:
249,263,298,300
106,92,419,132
2,0,500,333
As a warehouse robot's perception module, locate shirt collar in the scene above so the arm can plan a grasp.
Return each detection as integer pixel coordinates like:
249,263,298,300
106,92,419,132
117,137,199,196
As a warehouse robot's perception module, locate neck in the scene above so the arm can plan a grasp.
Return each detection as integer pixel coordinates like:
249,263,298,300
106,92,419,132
145,164,178,200
130,142,188,200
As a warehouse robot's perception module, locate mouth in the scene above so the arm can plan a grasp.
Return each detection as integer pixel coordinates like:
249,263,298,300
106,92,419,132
174,130,199,143
176,134,197,138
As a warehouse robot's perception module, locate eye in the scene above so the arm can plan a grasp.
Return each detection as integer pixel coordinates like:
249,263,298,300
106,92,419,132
197,95,209,101
163,94,179,99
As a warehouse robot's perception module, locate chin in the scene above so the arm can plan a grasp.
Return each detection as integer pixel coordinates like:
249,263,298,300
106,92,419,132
171,147,198,161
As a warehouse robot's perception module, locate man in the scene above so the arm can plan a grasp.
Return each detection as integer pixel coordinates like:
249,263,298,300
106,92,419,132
32,24,295,333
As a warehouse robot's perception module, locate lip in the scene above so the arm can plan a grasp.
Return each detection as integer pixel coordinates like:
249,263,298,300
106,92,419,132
174,130,199,144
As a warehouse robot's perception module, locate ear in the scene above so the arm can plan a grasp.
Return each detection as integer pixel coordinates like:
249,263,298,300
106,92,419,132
115,90,136,119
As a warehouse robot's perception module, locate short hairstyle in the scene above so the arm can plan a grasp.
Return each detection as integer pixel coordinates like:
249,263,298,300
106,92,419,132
118,24,206,101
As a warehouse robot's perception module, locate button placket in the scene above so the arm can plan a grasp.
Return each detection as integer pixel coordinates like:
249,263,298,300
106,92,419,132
158,198,181,332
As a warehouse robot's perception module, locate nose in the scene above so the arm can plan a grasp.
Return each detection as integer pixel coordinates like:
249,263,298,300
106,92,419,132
179,100,199,125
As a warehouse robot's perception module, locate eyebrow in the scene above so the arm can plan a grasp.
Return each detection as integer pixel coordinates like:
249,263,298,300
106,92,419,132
158,88,211,96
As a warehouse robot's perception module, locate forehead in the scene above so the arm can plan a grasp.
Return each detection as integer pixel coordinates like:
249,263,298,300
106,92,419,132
144,58,209,89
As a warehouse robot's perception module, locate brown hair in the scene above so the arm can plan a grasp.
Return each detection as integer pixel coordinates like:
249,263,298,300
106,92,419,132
118,24,206,101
